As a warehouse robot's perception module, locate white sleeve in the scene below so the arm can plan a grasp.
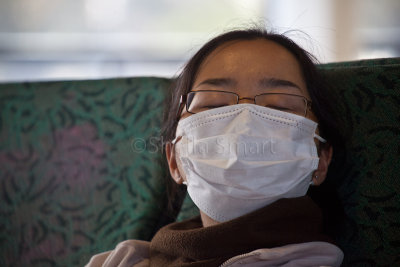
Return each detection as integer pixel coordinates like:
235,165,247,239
221,241,344,267
85,240,150,267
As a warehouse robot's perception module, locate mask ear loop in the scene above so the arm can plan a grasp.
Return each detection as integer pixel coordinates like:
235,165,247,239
176,175,187,186
314,133,327,143
310,175,318,186
171,136,179,145
311,132,324,187
173,140,187,186
171,136,182,183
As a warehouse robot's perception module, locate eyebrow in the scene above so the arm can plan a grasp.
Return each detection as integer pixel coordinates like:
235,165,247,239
195,78,237,88
259,78,301,91
195,77,302,91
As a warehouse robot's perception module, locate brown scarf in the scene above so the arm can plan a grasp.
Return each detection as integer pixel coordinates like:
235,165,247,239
149,196,332,267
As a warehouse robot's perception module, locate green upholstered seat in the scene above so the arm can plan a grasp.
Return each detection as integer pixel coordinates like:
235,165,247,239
0,78,172,266
1,58,399,266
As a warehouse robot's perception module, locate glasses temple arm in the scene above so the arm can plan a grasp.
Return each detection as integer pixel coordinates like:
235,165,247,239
175,94,187,121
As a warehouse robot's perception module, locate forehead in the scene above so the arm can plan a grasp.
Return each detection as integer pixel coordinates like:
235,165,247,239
193,39,308,97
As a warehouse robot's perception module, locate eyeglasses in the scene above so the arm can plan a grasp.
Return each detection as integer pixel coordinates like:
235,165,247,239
176,90,312,120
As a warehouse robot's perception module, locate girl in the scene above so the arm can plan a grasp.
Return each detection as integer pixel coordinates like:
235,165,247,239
87,28,344,267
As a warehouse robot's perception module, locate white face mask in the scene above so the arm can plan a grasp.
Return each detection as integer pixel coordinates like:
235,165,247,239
173,104,326,222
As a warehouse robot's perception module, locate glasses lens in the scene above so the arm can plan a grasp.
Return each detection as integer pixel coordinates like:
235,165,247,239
255,94,307,116
187,91,238,113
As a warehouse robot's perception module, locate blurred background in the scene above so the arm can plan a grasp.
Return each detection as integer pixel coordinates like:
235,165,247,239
0,0,399,82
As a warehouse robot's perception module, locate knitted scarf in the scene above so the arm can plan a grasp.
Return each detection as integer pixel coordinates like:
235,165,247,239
149,196,332,267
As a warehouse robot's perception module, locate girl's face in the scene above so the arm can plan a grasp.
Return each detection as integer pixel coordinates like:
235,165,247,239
180,39,318,122
167,39,332,227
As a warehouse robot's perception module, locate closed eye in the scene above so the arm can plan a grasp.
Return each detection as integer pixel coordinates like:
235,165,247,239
203,104,229,109
265,105,292,111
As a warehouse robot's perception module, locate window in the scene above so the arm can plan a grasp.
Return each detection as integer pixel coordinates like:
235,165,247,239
0,0,398,82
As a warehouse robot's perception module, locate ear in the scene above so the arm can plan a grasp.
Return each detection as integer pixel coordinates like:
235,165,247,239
165,141,184,184
312,144,333,186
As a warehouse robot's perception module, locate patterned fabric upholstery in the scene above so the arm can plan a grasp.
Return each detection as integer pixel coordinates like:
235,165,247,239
319,59,400,266
0,78,172,266
0,58,399,266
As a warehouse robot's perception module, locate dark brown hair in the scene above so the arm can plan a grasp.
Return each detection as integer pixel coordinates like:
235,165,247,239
161,28,341,214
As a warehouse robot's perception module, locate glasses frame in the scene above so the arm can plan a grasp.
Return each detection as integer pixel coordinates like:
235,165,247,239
176,90,312,120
